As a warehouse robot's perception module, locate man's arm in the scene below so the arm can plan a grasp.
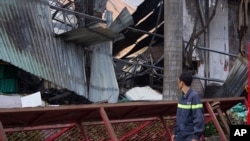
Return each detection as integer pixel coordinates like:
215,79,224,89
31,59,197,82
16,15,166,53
191,95,205,140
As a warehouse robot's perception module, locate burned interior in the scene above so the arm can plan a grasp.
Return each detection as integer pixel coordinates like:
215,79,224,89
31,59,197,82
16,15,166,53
0,0,249,104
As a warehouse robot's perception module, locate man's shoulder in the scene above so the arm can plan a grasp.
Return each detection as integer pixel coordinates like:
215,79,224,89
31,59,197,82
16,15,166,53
189,89,202,100
189,89,199,95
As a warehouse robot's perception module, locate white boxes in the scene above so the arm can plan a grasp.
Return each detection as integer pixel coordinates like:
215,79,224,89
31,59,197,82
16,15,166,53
0,92,43,108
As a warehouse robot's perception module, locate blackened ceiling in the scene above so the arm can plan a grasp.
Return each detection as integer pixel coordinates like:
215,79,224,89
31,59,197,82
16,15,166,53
113,0,164,58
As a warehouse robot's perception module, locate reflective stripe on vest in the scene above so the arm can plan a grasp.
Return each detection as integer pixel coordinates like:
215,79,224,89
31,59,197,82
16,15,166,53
178,103,203,109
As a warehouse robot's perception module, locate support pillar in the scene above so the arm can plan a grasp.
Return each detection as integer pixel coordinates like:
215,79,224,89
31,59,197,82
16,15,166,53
163,0,183,100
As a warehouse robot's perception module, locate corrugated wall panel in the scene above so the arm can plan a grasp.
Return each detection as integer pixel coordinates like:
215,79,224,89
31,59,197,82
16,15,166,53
0,0,87,97
89,42,119,103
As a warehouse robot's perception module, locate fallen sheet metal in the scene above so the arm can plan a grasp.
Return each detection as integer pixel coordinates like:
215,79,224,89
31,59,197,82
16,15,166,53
215,54,248,97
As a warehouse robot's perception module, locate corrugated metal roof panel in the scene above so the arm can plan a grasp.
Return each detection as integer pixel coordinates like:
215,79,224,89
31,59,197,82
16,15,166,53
59,23,120,46
0,0,87,97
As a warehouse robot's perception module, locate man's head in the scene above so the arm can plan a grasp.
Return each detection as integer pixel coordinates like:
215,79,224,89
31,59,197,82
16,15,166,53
178,71,193,87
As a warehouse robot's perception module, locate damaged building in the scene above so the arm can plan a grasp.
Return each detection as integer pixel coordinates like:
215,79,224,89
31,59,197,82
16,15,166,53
0,0,249,104
0,0,250,141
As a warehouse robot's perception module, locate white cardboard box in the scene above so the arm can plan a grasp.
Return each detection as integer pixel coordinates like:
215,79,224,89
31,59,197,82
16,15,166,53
0,91,43,108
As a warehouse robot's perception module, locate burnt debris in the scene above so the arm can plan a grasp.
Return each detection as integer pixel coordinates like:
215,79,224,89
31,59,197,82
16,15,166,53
41,88,92,105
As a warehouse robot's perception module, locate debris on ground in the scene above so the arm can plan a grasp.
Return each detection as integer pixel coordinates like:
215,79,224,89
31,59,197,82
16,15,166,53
227,102,247,124
41,88,93,105
124,86,162,101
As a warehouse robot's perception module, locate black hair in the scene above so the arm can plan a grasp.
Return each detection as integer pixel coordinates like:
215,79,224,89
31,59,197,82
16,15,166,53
179,71,193,86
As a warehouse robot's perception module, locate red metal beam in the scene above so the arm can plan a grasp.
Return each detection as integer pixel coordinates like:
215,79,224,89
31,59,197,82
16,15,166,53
99,107,118,141
28,112,47,125
160,116,172,139
4,123,76,132
0,120,8,141
45,124,76,141
82,117,159,125
248,42,250,125
119,120,154,141
211,102,230,135
205,102,227,141
78,122,89,141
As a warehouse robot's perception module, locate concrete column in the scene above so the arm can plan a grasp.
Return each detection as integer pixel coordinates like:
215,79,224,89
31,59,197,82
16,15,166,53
163,0,183,100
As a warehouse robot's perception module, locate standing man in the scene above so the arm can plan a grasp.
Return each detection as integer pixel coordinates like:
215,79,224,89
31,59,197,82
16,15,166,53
172,72,205,141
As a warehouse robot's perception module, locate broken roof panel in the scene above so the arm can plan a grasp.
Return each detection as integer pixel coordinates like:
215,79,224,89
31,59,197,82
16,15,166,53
58,23,120,46
57,5,134,46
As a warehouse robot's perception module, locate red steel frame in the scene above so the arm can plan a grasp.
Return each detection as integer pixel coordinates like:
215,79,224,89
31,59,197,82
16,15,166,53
0,97,247,141
248,42,250,125
46,125,76,141
0,121,8,141
205,102,227,141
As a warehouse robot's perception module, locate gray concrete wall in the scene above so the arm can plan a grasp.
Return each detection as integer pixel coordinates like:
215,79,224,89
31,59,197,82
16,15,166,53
183,0,234,95
208,0,229,85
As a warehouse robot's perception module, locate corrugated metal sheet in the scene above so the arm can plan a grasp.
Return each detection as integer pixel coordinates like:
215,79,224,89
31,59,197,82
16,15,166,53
89,42,119,103
0,0,87,97
59,23,120,46
58,6,133,46
215,54,248,97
